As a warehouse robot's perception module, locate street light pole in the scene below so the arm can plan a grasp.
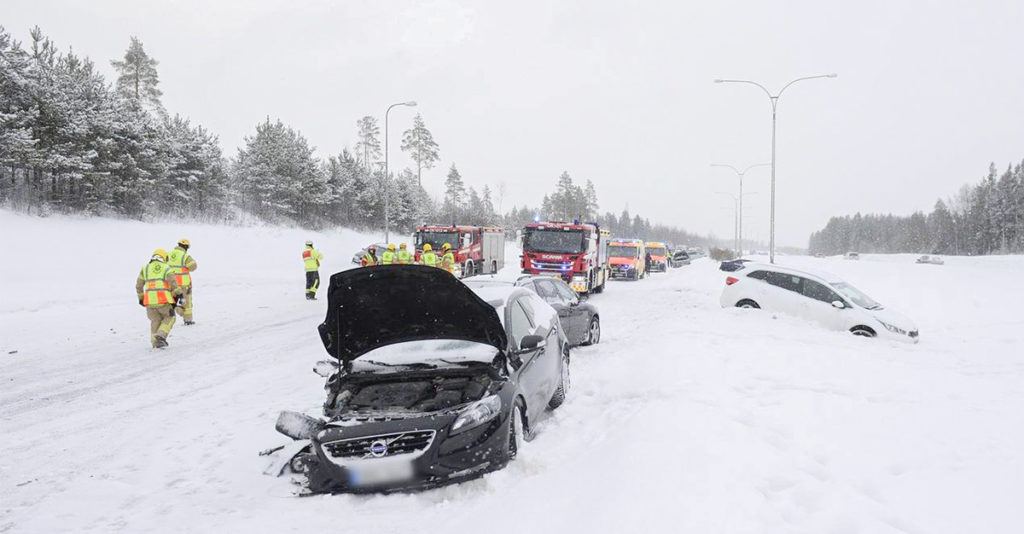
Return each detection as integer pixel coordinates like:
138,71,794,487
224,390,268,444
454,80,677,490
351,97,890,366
711,163,769,255
384,100,417,243
715,192,740,252
714,74,836,263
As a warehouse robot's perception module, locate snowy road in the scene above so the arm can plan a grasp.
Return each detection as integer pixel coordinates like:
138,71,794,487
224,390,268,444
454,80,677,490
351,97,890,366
2,212,1024,533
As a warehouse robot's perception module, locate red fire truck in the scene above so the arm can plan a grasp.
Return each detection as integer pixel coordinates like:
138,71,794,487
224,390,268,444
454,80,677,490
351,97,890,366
413,225,506,277
521,221,610,294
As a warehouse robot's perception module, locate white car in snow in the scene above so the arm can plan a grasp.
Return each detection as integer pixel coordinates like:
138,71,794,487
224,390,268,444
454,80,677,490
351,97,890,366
719,262,919,343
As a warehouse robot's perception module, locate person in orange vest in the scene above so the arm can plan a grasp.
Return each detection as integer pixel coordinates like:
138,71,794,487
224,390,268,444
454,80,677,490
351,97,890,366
136,249,183,348
302,240,324,300
361,245,379,267
167,238,198,325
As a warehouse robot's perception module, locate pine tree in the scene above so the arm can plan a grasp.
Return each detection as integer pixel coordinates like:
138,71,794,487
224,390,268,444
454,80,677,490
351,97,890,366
354,116,381,170
111,37,163,112
441,164,465,223
400,113,440,186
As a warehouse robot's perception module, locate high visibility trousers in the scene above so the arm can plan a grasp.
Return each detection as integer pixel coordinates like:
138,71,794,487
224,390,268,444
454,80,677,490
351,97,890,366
175,286,193,321
147,305,176,347
306,271,320,296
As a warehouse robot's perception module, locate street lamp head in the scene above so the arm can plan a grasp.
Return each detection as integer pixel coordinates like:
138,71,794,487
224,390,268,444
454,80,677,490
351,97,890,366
405,101,418,106
713,79,725,83
826,73,838,78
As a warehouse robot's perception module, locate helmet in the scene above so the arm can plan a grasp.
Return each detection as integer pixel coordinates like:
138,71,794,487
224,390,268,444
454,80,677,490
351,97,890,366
178,238,190,248
152,249,168,262
442,243,452,251
423,244,433,252
400,243,407,249
388,243,396,251
368,245,376,252
305,240,313,246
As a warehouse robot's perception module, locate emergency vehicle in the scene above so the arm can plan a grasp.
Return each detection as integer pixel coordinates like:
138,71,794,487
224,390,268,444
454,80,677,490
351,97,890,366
607,238,647,280
645,241,669,272
414,225,505,277
520,221,610,294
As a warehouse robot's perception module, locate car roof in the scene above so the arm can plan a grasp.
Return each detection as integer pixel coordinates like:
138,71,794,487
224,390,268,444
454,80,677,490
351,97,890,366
739,261,844,284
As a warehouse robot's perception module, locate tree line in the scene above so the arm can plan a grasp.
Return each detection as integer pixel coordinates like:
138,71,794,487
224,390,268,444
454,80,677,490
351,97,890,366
809,160,1024,256
2,26,708,245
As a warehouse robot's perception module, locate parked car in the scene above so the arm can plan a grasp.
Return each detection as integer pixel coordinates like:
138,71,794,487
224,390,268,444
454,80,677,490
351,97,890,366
844,252,861,261
465,275,600,347
670,250,691,268
916,255,944,265
351,243,390,264
719,258,751,272
719,262,919,343
269,265,571,493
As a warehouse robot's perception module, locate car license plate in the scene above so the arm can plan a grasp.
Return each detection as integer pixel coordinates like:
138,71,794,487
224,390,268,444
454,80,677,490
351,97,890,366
347,460,414,487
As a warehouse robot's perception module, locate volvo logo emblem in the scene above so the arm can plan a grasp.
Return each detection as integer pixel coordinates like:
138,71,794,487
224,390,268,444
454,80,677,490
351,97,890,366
369,440,388,457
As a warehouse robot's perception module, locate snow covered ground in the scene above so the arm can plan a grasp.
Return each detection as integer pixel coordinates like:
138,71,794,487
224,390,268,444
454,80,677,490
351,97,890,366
2,211,1023,533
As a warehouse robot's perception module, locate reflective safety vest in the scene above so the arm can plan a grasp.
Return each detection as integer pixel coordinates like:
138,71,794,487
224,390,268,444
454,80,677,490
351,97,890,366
167,247,193,287
421,251,439,267
362,252,378,266
381,250,396,265
302,246,322,272
440,251,456,273
397,249,414,264
142,261,174,307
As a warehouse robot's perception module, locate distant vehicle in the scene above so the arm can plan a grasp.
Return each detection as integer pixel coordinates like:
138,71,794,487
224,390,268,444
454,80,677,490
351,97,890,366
269,265,570,493
687,247,706,259
351,243,390,265
645,241,669,272
414,225,505,277
465,275,600,347
670,250,691,268
844,252,861,260
719,262,919,342
916,255,944,265
607,238,646,280
520,221,610,294
719,258,751,272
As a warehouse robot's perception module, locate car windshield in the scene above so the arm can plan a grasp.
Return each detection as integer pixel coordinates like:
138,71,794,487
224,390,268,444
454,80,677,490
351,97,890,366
647,246,666,256
832,281,882,310
523,229,585,254
416,231,458,250
608,245,638,257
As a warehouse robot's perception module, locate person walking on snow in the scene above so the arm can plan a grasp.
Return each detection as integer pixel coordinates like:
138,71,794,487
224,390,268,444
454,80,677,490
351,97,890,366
397,243,414,265
381,243,397,265
440,242,456,274
136,249,183,348
361,245,379,267
420,243,439,268
302,240,324,300
167,238,198,325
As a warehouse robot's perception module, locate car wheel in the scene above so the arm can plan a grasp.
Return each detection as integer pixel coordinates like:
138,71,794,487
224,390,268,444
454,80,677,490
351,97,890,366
462,260,474,278
548,347,570,409
582,316,600,346
491,260,498,274
736,299,760,309
508,403,524,460
851,326,876,337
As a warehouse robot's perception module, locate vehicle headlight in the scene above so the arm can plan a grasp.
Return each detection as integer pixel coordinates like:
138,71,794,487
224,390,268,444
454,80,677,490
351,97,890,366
878,320,907,336
450,395,502,435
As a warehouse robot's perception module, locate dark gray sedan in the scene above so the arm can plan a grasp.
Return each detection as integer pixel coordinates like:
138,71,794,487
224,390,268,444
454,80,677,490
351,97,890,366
465,275,600,347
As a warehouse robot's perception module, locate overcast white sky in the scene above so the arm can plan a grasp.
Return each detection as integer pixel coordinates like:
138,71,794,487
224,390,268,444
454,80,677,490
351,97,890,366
5,1,1024,246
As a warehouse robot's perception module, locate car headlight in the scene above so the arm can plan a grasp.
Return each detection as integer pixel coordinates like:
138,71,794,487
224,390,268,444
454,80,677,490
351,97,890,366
450,395,502,435
878,320,907,336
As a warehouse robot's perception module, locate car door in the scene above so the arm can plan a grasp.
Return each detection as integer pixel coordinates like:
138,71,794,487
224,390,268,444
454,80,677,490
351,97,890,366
761,271,804,315
507,297,551,418
797,278,850,331
551,279,587,343
533,278,574,339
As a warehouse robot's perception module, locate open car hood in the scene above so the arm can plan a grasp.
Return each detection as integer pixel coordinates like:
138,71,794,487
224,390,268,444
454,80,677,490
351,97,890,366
318,265,508,361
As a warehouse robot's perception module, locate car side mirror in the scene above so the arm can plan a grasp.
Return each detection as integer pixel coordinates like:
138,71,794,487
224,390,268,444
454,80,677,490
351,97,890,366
275,411,325,440
831,300,846,309
313,360,337,377
519,334,545,351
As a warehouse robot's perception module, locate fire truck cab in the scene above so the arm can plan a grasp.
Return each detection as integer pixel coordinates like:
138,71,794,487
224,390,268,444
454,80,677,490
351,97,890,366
521,221,610,294
414,225,505,277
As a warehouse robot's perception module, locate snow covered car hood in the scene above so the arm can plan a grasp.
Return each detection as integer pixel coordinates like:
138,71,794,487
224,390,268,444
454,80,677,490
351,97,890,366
318,265,508,361
868,306,917,332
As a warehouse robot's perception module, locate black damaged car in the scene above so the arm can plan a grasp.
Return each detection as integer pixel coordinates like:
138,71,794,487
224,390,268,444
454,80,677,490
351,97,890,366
268,265,570,493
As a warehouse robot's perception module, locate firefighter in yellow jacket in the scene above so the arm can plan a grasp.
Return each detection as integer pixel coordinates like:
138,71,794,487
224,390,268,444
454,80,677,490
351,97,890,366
381,243,397,265
420,243,439,268
440,242,456,274
302,240,324,300
167,238,198,325
136,249,183,348
397,243,414,265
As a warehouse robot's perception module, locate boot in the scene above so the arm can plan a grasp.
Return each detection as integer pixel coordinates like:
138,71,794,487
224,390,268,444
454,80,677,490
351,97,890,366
154,335,169,348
